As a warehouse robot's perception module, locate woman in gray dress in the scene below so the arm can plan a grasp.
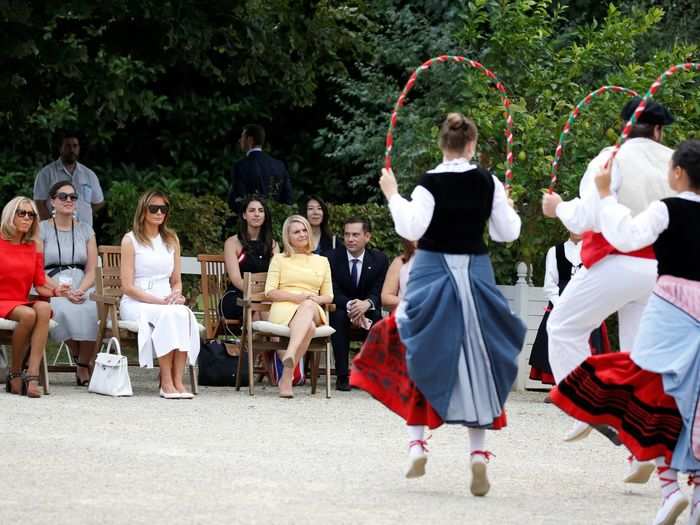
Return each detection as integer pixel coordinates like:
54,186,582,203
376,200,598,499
40,181,98,385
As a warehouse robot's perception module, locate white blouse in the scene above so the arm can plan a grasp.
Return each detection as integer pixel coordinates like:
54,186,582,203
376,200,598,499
387,158,521,242
599,192,700,252
543,239,581,305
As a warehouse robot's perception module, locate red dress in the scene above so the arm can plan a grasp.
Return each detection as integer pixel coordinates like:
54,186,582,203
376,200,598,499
0,237,46,319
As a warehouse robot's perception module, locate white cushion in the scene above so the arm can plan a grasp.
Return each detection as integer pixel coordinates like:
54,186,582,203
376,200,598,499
102,319,206,334
251,320,335,338
0,318,58,331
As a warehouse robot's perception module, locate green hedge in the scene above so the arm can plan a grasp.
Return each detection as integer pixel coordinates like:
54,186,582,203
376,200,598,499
103,182,520,285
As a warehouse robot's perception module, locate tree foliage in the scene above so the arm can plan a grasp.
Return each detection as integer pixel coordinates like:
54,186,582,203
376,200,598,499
2,0,700,284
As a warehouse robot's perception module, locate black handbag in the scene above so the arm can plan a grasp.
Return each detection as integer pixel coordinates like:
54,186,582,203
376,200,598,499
197,340,249,387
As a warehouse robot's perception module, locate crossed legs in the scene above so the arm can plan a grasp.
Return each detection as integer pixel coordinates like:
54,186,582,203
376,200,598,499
278,300,321,397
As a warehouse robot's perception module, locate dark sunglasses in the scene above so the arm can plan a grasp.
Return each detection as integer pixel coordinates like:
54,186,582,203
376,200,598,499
56,192,78,202
16,209,37,219
147,204,169,215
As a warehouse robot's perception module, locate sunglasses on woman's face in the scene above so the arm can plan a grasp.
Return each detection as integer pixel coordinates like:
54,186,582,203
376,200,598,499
147,204,169,215
56,192,78,202
16,209,37,219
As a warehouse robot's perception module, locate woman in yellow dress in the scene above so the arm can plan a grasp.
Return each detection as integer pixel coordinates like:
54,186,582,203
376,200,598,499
265,215,333,397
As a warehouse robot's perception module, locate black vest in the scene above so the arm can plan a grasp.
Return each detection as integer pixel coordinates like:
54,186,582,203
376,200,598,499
416,167,495,254
654,198,700,281
555,243,578,294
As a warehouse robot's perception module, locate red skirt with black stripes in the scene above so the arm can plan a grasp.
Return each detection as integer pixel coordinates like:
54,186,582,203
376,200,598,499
551,352,682,463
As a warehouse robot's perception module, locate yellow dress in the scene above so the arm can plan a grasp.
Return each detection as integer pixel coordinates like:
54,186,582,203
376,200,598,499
265,253,333,326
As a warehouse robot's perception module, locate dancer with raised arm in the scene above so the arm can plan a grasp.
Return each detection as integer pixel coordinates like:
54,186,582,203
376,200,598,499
354,113,525,496
541,98,676,483
552,139,700,525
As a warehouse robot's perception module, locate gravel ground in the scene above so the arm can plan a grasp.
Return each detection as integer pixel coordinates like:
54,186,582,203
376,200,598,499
0,369,671,525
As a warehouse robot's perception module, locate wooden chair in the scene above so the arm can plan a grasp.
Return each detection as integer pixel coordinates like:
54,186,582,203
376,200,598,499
197,254,241,340
237,272,334,398
92,245,201,394
0,313,55,394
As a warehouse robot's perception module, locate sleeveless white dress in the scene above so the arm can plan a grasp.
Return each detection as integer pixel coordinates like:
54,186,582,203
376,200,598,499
119,232,200,368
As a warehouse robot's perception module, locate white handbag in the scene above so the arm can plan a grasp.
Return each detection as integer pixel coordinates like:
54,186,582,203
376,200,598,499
88,337,133,397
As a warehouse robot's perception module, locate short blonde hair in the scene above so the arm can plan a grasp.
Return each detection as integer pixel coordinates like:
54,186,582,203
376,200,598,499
0,196,40,244
281,215,313,256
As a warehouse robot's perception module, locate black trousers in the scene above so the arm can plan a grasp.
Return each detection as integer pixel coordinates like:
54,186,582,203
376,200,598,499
330,308,382,378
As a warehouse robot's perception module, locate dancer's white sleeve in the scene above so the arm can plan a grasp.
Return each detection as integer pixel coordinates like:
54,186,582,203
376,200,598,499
555,148,621,233
488,176,521,242
542,247,560,305
388,186,435,241
599,196,668,252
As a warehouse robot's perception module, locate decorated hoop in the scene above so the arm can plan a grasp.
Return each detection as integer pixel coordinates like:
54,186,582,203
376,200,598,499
549,85,639,190
612,63,700,159
384,55,515,189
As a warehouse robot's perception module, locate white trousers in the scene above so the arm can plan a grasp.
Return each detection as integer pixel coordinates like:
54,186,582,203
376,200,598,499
547,255,657,384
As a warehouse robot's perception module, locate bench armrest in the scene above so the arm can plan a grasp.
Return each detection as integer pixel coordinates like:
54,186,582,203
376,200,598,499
90,293,119,305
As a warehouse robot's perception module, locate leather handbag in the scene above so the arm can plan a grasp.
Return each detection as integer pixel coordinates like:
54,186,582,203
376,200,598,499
198,339,249,387
88,337,133,397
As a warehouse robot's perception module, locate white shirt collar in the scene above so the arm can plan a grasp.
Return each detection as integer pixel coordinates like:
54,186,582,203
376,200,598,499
563,239,582,267
427,157,476,174
678,191,700,202
347,249,365,263
246,147,262,156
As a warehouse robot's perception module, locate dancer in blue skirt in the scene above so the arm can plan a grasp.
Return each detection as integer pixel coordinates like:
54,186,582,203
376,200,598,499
375,112,526,496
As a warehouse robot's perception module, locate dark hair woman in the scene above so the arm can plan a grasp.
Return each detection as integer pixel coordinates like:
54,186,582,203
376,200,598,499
302,195,337,255
220,195,278,323
40,180,98,386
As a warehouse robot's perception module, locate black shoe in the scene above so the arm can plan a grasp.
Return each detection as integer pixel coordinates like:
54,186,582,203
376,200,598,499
335,376,351,391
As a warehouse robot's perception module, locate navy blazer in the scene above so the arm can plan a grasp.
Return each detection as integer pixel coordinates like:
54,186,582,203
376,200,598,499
328,245,389,312
228,150,292,212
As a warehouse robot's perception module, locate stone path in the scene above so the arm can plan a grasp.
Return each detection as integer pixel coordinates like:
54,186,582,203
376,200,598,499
0,370,668,524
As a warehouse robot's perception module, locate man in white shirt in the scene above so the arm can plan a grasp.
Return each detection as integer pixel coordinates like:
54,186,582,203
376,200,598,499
33,131,104,226
541,98,675,481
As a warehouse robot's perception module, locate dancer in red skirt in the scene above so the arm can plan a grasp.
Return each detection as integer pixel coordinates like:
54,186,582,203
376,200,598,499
552,139,700,525
352,113,525,496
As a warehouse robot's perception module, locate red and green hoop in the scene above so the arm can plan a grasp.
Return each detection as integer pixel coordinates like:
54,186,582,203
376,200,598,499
611,63,700,160
549,85,639,190
384,55,515,190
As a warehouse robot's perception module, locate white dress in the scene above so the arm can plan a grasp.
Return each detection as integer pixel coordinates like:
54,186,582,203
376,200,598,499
119,232,200,368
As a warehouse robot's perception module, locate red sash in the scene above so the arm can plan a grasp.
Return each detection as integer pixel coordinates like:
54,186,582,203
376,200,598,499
580,231,655,268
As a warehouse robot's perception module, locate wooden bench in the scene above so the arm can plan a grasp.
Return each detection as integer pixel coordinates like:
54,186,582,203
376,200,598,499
197,254,241,340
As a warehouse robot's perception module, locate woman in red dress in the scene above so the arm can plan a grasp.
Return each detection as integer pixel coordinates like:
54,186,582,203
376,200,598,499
0,196,68,397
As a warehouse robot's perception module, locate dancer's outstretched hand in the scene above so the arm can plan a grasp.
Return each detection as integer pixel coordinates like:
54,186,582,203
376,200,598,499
594,159,613,198
380,168,398,199
542,191,562,218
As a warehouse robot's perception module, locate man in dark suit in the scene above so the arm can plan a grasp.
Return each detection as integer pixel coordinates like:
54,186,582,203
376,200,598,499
329,217,389,391
227,124,293,213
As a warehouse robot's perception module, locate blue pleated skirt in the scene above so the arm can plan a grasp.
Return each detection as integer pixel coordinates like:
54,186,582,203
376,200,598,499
397,250,526,427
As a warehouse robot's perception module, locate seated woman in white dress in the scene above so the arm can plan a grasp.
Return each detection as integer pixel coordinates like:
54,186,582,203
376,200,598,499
119,191,200,399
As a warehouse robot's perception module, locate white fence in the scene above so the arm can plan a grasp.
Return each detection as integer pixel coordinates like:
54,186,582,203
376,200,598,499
497,262,548,391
